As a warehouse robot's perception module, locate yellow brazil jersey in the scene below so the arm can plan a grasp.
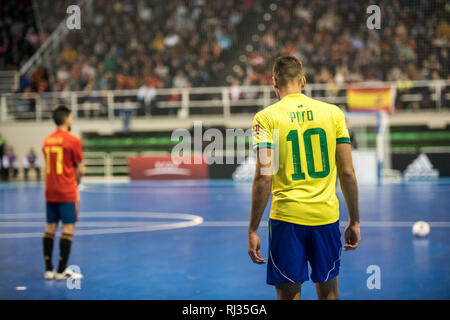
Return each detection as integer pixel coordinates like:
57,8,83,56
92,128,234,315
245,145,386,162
252,93,351,226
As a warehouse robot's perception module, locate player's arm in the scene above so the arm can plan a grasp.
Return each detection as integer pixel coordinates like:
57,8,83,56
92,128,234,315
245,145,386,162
336,143,361,251
248,148,272,264
76,162,85,185
74,137,85,185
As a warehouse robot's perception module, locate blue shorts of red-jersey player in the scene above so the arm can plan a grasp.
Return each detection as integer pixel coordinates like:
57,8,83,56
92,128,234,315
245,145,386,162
267,219,342,285
46,202,78,224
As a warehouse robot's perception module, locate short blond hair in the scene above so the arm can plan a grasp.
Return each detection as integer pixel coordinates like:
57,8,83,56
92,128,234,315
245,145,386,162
272,56,303,88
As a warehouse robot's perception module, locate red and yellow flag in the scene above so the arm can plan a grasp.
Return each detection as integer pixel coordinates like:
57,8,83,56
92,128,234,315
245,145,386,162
347,85,396,112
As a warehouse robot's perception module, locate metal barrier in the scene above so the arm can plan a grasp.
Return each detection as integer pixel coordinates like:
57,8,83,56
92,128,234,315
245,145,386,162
1,80,449,122
84,152,135,178
84,151,170,178
0,71,19,94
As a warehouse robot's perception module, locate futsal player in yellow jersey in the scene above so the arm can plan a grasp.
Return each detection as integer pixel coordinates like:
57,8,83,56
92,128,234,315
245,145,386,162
248,56,361,300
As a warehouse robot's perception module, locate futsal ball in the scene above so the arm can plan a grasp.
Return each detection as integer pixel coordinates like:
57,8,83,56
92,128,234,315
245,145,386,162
412,221,430,237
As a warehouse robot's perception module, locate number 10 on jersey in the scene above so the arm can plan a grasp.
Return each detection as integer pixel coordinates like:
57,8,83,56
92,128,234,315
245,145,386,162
286,128,330,181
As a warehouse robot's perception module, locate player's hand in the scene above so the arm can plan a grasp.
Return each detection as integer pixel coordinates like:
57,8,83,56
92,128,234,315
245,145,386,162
344,221,360,251
248,231,266,264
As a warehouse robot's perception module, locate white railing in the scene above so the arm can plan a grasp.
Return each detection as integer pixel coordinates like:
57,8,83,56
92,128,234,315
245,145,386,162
84,152,130,178
19,18,67,77
0,71,19,93
0,80,449,122
83,151,170,178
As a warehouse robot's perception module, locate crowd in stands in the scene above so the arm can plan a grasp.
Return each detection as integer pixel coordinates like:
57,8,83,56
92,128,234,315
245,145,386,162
236,0,449,87
0,0,42,70
2,0,449,98
25,0,254,94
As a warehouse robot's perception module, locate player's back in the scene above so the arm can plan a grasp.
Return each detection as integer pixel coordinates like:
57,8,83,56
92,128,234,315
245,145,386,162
252,93,350,226
42,130,83,203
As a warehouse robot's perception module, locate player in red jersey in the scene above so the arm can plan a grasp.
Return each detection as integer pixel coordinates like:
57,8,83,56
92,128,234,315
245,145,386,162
42,106,85,280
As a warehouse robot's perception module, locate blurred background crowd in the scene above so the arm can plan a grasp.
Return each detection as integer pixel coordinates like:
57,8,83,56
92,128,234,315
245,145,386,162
0,0,449,95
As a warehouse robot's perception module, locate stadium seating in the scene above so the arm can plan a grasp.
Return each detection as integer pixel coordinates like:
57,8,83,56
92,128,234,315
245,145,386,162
3,0,449,94
0,0,41,70
236,0,450,86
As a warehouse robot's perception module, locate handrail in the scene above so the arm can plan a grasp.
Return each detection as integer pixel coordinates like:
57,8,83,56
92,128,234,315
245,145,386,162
1,80,449,122
19,19,67,76
3,79,450,97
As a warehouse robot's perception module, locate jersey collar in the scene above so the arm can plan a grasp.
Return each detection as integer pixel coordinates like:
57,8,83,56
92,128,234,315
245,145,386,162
282,93,305,99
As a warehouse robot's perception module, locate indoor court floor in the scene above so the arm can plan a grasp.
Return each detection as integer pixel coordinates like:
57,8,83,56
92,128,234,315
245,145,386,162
0,179,449,299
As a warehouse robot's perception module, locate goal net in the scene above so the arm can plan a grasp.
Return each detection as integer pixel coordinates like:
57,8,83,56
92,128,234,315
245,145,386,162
346,111,396,184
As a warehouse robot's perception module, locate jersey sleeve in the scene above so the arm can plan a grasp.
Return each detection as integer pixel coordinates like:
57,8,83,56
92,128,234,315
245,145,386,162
335,108,351,144
72,137,83,163
252,111,273,150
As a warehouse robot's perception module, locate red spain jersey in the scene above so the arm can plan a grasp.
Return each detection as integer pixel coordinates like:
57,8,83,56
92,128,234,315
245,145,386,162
42,130,83,202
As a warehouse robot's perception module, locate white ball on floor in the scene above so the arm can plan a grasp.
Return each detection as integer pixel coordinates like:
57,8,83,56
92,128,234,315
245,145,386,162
412,221,430,238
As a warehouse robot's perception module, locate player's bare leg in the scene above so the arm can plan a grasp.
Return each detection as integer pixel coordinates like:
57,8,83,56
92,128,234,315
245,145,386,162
275,282,301,300
62,223,75,235
315,277,339,300
43,223,57,279
45,223,57,235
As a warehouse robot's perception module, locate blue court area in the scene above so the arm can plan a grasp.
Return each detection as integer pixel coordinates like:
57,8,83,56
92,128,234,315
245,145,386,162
0,180,449,300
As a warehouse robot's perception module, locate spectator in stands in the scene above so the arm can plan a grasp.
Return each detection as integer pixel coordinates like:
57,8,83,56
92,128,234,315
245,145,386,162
229,78,242,101
60,44,77,64
2,146,18,181
14,0,253,92
30,66,50,92
3,0,449,100
0,134,5,177
17,87,36,118
186,66,203,87
23,148,40,181
396,73,414,110
237,0,450,87
172,70,190,88
137,82,157,116
80,80,103,118
0,0,42,69
119,99,136,133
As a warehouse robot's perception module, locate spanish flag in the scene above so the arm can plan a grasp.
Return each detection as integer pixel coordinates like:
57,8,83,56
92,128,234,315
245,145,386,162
347,85,396,112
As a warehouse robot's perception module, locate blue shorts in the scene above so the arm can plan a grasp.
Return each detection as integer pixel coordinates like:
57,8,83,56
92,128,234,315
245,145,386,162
46,202,78,224
267,218,342,285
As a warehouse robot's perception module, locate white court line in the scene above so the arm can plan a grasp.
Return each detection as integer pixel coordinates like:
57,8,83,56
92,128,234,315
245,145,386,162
0,212,199,220
0,212,203,239
79,187,252,195
5,221,449,228
1,212,449,228
1,212,449,240
197,221,450,227
0,221,152,227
